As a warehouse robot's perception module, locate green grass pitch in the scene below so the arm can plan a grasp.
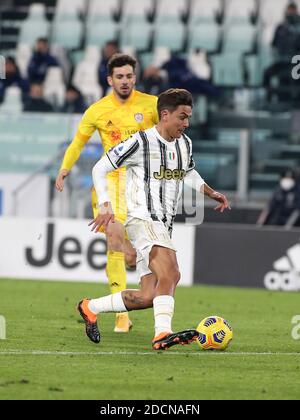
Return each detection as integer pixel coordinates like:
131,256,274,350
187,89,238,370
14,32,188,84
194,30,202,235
1,278,300,400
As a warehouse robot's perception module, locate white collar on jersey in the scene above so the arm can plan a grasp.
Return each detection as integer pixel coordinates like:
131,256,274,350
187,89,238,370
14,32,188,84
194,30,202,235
152,126,182,146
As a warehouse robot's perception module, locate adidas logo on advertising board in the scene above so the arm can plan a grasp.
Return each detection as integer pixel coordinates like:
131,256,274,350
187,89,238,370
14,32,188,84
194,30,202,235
264,242,300,291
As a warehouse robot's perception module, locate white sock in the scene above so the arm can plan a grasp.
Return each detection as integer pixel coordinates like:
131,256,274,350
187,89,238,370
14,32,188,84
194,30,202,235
153,295,174,337
88,292,127,315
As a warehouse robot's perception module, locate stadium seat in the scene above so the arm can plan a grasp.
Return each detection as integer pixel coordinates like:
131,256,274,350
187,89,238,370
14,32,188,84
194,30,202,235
155,0,189,22
16,43,32,78
188,22,220,53
258,0,289,26
188,51,211,80
139,47,171,69
120,18,153,51
122,0,154,22
27,3,47,20
86,19,119,48
56,0,88,18
257,26,276,72
245,55,263,87
121,46,137,57
83,45,102,63
52,19,83,50
151,47,171,67
43,67,66,108
0,87,23,113
211,53,244,86
189,0,222,24
190,95,208,125
224,0,257,23
72,60,103,104
87,0,121,20
153,20,186,52
50,44,72,81
223,24,256,53
217,129,241,144
19,19,50,46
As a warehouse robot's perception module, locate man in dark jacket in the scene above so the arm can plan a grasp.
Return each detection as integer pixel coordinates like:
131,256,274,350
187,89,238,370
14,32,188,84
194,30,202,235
0,56,29,103
260,170,300,226
23,83,54,112
60,85,87,114
27,38,59,84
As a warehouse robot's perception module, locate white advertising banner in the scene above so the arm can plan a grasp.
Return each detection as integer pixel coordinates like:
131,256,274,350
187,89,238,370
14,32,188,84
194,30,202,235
0,217,195,286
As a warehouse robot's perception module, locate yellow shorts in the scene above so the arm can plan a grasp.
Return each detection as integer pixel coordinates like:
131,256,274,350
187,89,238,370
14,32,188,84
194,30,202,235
91,171,128,234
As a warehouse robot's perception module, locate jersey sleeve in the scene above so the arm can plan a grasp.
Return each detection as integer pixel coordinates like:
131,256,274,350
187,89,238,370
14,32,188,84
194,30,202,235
60,106,97,171
184,169,205,192
106,134,142,169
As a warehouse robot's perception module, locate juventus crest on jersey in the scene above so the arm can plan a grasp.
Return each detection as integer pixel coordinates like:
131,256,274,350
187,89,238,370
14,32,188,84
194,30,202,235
104,126,202,234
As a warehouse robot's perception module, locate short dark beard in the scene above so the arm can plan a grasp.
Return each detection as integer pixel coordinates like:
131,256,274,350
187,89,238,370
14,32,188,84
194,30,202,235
115,88,132,101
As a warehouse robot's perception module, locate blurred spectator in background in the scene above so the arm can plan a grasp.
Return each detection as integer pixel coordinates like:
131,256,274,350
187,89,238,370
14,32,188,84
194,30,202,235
142,52,219,98
264,3,300,100
60,84,87,114
28,38,59,84
0,56,29,104
98,40,119,95
258,170,300,227
24,83,54,112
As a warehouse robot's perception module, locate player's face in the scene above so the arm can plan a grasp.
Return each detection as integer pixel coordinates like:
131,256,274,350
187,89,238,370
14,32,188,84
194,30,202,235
165,105,192,138
108,65,136,100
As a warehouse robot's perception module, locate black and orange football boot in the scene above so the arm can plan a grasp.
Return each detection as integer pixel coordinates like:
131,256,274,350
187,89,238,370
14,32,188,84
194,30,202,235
77,299,101,344
152,329,199,350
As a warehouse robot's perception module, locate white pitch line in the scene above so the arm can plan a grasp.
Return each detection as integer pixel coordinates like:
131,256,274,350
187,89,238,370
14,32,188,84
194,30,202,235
0,350,300,356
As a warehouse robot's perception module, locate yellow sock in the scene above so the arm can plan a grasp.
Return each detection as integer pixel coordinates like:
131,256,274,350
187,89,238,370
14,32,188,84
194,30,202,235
106,251,127,295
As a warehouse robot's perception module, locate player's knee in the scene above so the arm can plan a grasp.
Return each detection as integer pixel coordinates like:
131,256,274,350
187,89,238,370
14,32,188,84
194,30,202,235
172,269,181,286
174,269,181,285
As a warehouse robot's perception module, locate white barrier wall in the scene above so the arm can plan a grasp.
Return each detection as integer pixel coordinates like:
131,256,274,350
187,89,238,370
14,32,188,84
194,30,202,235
0,217,195,286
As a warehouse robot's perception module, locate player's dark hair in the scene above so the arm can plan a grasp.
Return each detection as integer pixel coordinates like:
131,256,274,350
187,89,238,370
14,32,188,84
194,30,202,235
37,37,48,44
107,53,137,76
157,89,193,119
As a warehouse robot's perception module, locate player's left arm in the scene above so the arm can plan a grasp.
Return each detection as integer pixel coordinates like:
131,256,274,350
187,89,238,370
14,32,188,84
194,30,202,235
185,169,231,213
89,135,141,231
201,183,231,213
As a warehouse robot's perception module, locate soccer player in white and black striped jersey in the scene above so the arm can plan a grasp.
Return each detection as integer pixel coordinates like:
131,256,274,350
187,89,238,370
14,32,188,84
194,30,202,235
78,89,230,350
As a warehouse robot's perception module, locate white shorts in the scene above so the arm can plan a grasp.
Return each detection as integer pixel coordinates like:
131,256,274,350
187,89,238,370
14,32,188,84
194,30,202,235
126,218,177,278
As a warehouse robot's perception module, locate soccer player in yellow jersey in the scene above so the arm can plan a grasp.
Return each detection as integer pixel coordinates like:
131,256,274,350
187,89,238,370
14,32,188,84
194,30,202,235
55,54,158,333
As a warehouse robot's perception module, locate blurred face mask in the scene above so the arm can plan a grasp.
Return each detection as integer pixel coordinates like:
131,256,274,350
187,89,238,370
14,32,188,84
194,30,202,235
286,13,298,24
280,177,295,191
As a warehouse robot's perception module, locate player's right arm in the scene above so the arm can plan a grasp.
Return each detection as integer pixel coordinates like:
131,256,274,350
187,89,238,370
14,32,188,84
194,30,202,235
55,106,97,191
89,135,141,232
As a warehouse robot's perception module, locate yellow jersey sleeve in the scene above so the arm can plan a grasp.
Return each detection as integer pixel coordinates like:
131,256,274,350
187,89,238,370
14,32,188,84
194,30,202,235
60,106,97,171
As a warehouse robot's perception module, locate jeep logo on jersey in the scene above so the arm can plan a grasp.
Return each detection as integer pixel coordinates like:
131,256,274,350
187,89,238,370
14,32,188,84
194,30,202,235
134,113,144,123
264,242,300,291
154,166,186,181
